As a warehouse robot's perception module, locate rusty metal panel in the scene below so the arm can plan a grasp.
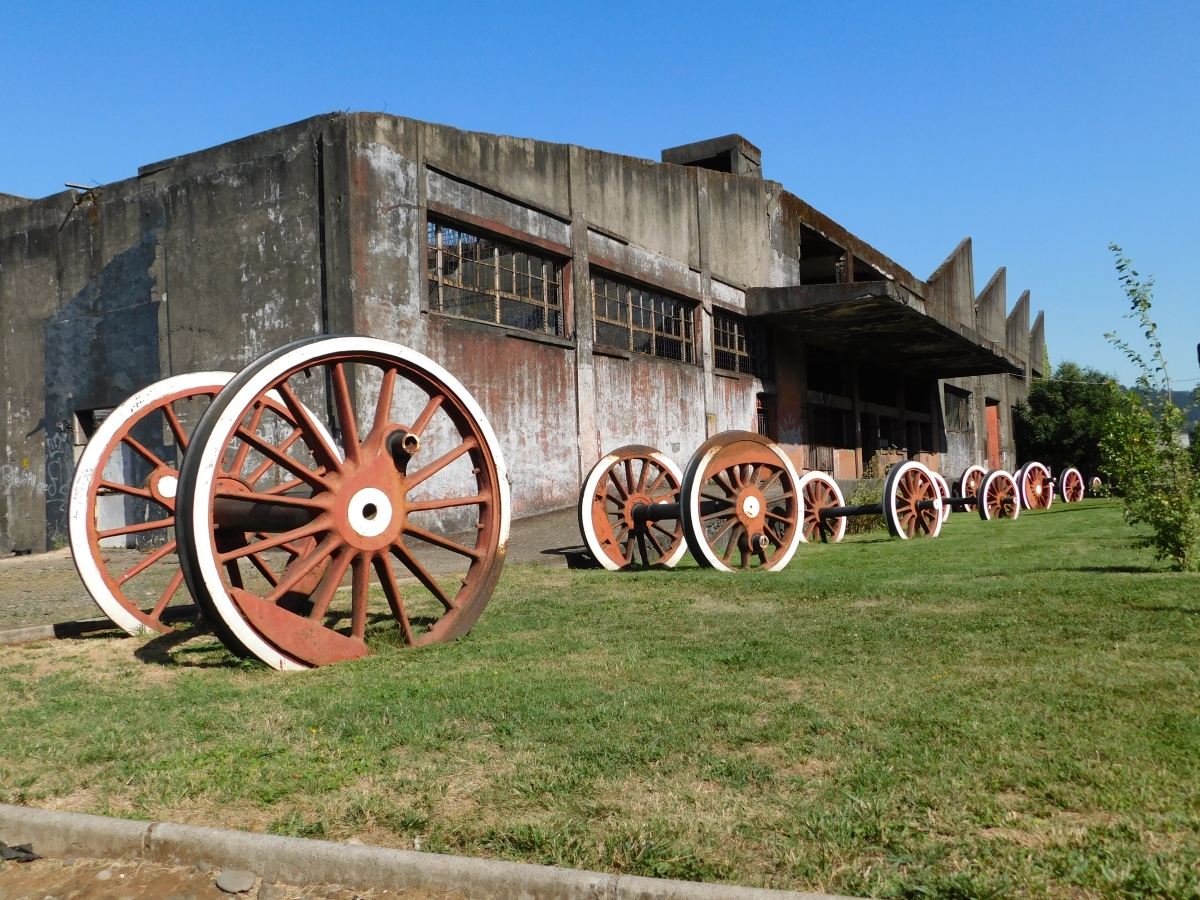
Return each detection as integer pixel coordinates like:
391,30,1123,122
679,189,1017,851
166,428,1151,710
592,356,707,471
713,374,758,435
424,319,579,519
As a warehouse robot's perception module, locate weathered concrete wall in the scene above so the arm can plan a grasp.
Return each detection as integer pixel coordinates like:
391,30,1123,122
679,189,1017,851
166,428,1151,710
1,117,333,550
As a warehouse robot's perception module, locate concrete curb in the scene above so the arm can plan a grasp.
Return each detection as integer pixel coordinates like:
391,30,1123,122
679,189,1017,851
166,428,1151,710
0,605,199,646
0,804,851,900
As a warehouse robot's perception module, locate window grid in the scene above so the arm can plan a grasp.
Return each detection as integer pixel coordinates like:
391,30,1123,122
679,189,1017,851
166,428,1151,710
426,222,564,337
713,312,770,379
591,275,694,363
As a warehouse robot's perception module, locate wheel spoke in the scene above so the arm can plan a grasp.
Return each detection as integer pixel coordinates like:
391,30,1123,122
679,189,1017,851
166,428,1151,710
636,532,649,565
98,518,173,540
307,545,355,621
608,471,629,501
330,363,360,464
116,539,178,585
635,459,648,493
350,553,369,641
226,403,269,478
147,568,186,620
410,392,445,437
243,426,303,486
218,516,331,561
404,523,482,559
163,401,189,451
406,437,478,491
257,534,338,604
373,367,398,434
390,541,458,610
373,553,414,645
235,427,332,492
277,382,345,473
646,467,668,497
406,493,488,512
122,435,168,470
247,551,282,587
645,528,666,558
99,480,156,501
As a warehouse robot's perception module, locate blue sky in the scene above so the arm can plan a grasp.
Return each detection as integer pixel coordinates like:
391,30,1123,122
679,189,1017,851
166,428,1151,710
3,1,1197,388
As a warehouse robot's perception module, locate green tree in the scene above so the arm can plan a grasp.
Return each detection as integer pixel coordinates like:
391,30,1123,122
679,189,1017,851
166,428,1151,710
1013,361,1118,478
1099,245,1200,570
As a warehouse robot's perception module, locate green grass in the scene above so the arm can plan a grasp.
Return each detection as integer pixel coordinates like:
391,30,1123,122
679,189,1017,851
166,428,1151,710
2,499,1199,899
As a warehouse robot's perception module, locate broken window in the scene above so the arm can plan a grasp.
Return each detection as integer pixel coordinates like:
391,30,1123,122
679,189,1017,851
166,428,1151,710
426,221,565,336
943,385,971,432
713,311,770,378
592,274,694,363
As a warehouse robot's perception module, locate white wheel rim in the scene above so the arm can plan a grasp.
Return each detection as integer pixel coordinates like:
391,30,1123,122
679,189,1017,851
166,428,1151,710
979,470,1020,521
578,447,686,570
797,471,846,543
1060,467,1083,502
931,472,952,525
186,337,510,671
684,438,802,572
68,371,236,636
883,460,943,540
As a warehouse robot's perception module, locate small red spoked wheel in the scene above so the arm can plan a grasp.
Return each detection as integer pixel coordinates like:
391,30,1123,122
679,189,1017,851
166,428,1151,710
797,470,846,543
1090,476,1102,496
959,465,986,507
578,446,686,570
882,461,943,539
68,372,234,634
930,471,952,526
177,336,510,670
681,431,802,572
979,470,1020,520
1059,467,1085,503
1016,461,1054,510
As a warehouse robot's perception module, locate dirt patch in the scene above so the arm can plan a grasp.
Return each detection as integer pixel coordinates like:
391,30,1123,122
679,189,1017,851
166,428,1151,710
0,855,465,899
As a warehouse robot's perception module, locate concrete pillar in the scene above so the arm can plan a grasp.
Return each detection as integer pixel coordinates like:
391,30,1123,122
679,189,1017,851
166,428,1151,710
568,145,598,480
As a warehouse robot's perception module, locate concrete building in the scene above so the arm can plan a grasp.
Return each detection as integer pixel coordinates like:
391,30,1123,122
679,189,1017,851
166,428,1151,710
0,112,1045,554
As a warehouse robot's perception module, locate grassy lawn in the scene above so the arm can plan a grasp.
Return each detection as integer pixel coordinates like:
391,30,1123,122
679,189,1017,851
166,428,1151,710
2,499,1199,899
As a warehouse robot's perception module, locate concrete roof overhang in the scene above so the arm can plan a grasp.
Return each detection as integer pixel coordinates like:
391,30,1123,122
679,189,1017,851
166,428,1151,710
746,282,1024,377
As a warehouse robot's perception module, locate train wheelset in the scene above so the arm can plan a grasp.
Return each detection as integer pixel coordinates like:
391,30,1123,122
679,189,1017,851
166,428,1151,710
68,336,511,670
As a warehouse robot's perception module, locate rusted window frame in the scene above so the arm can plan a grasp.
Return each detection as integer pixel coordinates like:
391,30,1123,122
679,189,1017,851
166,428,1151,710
590,271,696,365
426,219,567,338
712,309,771,379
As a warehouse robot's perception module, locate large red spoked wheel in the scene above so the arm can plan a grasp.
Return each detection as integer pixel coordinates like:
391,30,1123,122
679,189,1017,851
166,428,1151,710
578,446,687,570
882,461,943,539
930,471,952,526
1016,461,1054,510
68,373,234,634
1059,467,1085,503
681,431,802,572
978,470,1019,520
177,336,510,670
958,465,986,508
797,470,846,543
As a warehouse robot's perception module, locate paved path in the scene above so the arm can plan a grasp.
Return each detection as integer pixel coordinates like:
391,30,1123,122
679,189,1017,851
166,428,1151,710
0,507,585,631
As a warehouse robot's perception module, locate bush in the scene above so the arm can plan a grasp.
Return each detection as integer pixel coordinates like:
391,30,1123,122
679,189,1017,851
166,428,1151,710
1099,246,1200,570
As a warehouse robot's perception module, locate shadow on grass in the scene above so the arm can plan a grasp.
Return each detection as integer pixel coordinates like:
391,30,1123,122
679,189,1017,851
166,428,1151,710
1070,565,1157,574
134,623,246,669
